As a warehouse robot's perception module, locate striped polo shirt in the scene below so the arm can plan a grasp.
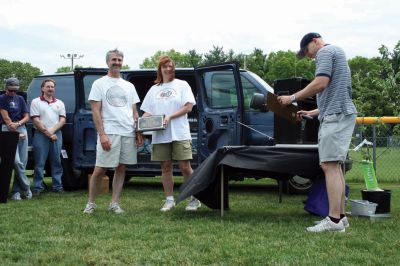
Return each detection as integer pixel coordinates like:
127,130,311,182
315,44,357,120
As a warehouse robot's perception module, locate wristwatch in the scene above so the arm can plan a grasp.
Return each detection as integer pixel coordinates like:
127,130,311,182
290,94,297,104
17,121,22,127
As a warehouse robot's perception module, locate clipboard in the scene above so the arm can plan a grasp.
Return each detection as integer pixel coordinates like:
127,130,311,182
266,92,298,124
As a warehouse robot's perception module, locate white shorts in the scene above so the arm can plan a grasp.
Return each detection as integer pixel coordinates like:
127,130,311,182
318,113,356,163
95,134,138,168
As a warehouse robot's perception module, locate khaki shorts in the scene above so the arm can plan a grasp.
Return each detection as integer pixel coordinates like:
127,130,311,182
95,134,137,168
318,113,356,163
151,140,193,161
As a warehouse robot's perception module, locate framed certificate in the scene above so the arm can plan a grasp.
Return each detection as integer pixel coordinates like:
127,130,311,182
137,115,166,132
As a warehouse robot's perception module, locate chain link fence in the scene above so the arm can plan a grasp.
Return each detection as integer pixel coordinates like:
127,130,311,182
348,122,400,183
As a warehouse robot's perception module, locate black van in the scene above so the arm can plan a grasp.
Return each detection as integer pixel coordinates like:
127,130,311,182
26,63,320,193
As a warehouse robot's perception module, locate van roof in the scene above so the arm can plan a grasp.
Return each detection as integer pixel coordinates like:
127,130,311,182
35,68,195,78
35,67,247,78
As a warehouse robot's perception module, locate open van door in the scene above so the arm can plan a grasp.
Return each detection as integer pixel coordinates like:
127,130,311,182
73,69,107,177
195,63,244,163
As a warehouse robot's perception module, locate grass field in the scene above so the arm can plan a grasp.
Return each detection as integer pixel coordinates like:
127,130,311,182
0,177,399,265
347,147,400,183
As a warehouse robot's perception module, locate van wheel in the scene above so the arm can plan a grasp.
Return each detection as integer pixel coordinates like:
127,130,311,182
283,175,313,194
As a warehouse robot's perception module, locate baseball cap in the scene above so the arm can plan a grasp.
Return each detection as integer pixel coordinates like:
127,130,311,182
5,77,20,87
297,32,321,58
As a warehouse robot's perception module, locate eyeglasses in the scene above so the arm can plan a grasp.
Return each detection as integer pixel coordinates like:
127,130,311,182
7,89,18,93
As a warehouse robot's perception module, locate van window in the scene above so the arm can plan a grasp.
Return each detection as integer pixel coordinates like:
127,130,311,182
84,75,103,109
203,71,238,108
52,76,75,112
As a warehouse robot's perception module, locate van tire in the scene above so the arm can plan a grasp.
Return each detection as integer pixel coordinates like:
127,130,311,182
283,175,313,194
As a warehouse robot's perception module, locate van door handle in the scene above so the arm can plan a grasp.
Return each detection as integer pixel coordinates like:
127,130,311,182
220,115,228,126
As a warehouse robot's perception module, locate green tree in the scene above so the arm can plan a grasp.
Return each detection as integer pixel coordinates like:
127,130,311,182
237,48,268,80
202,46,229,65
181,49,203,67
0,59,42,91
379,41,400,74
139,49,195,68
348,56,385,116
348,46,400,137
264,51,315,83
349,51,399,118
56,66,73,73
56,64,128,73
379,42,400,115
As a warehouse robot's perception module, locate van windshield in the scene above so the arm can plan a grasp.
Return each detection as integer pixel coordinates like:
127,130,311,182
247,71,274,93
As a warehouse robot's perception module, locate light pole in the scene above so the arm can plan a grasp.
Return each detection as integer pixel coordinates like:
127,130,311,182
60,53,84,71
243,54,256,70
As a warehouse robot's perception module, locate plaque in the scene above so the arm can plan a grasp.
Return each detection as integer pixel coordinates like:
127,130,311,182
137,115,166,132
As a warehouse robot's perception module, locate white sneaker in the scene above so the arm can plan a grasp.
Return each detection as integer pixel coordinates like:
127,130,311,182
185,198,201,211
109,202,124,214
22,190,32,200
160,199,175,212
307,217,345,233
341,217,349,228
314,216,349,228
83,202,97,214
11,192,22,201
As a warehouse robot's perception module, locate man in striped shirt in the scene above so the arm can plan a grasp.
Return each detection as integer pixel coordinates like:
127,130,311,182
278,33,357,232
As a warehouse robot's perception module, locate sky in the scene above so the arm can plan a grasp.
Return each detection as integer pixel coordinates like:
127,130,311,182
0,0,399,74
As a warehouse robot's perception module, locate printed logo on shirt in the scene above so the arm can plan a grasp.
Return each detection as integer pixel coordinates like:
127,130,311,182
50,104,61,112
106,85,128,107
9,100,17,110
156,88,177,100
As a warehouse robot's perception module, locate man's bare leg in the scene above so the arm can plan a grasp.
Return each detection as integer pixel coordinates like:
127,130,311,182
111,164,126,203
88,166,107,203
321,161,343,219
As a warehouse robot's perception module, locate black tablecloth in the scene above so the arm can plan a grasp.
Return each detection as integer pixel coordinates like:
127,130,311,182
178,145,322,209
0,131,19,203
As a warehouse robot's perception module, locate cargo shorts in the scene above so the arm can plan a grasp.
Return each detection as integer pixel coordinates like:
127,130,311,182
151,140,193,161
318,113,356,163
95,134,138,168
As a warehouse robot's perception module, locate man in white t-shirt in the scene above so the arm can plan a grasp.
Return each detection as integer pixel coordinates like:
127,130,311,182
83,49,143,214
30,79,66,195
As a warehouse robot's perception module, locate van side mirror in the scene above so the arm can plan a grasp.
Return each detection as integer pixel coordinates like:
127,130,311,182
250,93,268,112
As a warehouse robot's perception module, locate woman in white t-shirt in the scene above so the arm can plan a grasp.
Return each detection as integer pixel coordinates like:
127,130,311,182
141,56,201,212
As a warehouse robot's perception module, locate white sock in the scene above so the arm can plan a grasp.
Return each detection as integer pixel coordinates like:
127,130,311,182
166,196,174,201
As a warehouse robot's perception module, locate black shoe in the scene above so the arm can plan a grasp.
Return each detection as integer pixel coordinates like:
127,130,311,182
53,188,65,193
33,190,42,197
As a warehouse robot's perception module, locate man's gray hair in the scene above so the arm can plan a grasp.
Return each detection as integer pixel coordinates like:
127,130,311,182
106,49,124,63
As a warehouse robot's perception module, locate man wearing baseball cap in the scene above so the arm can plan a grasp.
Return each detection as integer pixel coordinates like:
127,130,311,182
278,33,357,232
0,77,32,200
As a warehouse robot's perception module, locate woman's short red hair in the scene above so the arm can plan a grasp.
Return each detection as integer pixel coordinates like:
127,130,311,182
155,55,175,84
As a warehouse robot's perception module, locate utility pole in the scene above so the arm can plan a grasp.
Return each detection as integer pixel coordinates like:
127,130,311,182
60,53,84,71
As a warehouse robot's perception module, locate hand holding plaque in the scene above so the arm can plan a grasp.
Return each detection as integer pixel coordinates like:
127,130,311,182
137,115,166,132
